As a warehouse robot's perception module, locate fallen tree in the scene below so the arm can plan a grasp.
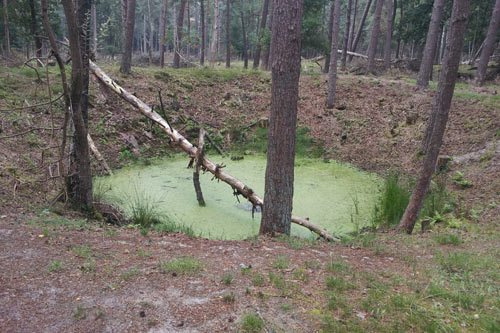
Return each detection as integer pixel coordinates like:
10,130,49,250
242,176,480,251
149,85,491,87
89,61,339,242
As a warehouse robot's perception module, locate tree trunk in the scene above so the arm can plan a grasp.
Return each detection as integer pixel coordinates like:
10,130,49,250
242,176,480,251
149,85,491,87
90,61,337,241
323,4,334,74
383,0,394,70
434,25,443,65
475,0,500,86
341,0,352,70
193,128,206,206
61,0,93,211
416,0,445,89
173,0,187,68
396,0,402,58
147,0,154,65
240,11,248,69
367,0,384,74
120,0,136,74
160,0,168,68
143,14,147,54
397,0,470,234
225,0,230,68
187,3,191,57
209,0,219,66
91,1,97,57
253,0,270,69
3,0,10,57
349,0,358,52
260,0,304,237
217,3,222,58
261,0,273,71
29,0,42,61
200,0,205,65
327,0,342,109
349,0,372,62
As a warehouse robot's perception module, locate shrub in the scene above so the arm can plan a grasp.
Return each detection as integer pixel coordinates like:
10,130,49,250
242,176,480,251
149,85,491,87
375,173,411,227
241,313,265,333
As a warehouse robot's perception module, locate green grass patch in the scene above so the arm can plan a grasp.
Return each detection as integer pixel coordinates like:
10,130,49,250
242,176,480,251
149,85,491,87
272,256,290,270
48,260,65,272
375,173,411,227
433,233,463,245
158,256,203,276
241,312,265,333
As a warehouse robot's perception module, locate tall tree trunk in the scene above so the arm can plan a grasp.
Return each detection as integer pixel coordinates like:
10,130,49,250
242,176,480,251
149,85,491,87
349,0,358,52
367,0,384,74
323,4,334,73
187,3,191,57
396,1,402,59
225,0,230,67
143,14,147,54
416,0,445,89
327,0,342,109
61,0,93,211
397,0,471,234
261,0,304,237
475,0,500,86
29,0,43,61
253,0,270,69
383,0,394,70
434,25,443,65
341,0,352,70
349,0,373,62
147,0,154,65
209,0,219,66
200,0,205,65
217,3,222,58
160,0,168,68
261,1,273,71
120,0,136,74
240,11,248,69
173,0,187,68
91,1,97,57
3,0,10,57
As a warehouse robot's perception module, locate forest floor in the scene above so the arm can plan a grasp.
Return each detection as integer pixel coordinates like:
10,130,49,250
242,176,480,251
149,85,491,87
1,58,500,332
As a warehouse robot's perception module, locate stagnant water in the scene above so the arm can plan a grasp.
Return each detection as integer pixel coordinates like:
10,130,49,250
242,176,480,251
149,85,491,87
96,155,381,240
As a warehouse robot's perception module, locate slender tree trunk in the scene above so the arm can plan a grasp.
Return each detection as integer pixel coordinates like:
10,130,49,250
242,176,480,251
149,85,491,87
253,0,270,69
367,0,384,74
3,0,10,57
217,3,222,58
160,0,168,68
383,0,394,70
341,0,352,70
29,0,43,61
396,1,402,59
261,0,304,237
475,0,500,86
200,0,205,65
187,3,191,57
434,25,443,65
349,0,373,62
120,0,136,74
240,11,248,69
209,0,219,66
61,0,94,211
91,1,97,57
225,0,230,67
147,0,154,65
416,0,445,89
349,0,358,52
173,0,187,68
261,1,273,71
323,4,334,73
143,15,147,54
397,0,471,234
327,0,342,109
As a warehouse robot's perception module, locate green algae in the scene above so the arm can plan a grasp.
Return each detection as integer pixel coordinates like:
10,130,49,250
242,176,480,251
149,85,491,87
96,155,381,240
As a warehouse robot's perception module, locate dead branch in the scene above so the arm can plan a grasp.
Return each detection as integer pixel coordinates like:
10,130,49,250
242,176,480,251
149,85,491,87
87,133,113,175
193,128,206,206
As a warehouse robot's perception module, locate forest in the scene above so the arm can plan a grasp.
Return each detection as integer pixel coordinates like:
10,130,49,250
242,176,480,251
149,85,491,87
1,0,500,331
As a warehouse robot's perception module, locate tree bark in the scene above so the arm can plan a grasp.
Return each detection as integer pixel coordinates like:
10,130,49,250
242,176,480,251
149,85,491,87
61,0,93,211
367,0,384,74
253,0,270,69
209,0,219,66
416,0,445,89
120,0,136,74
323,4,334,73
173,0,187,68
261,0,273,71
260,0,304,237
349,0,358,52
327,0,342,109
90,61,337,241
397,0,471,234
240,11,248,69
193,128,206,206
383,0,395,70
225,0,230,68
200,0,206,65
29,0,43,61
349,0,373,62
147,0,154,65
341,0,352,70
396,0,402,59
3,0,10,57
91,1,97,57
160,0,168,68
475,0,500,86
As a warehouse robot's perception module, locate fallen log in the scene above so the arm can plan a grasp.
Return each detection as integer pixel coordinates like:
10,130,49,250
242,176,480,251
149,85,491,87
89,61,339,242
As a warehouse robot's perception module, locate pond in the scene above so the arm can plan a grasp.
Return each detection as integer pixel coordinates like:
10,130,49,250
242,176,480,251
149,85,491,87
96,155,381,240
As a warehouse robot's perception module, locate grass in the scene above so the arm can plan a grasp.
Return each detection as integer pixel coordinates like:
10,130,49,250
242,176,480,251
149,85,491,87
433,233,463,245
223,292,235,303
375,173,411,227
153,220,196,237
222,273,233,285
158,256,203,276
252,272,266,287
127,187,164,228
272,256,290,270
121,266,140,281
436,251,475,273
73,305,86,321
241,313,265,333
48,260,65,272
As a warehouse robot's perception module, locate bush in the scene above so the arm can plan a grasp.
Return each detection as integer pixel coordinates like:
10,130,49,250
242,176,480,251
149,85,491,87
375,173,411,227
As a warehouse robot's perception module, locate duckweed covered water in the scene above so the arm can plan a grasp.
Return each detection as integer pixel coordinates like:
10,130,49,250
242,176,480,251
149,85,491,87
96,155,381,239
